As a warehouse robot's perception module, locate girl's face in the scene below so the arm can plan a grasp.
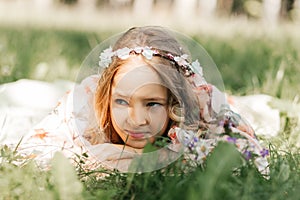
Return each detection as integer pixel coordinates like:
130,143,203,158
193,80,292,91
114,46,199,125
110,56,170,149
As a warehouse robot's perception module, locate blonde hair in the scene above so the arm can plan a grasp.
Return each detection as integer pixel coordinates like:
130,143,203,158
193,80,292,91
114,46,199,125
94,26,199,144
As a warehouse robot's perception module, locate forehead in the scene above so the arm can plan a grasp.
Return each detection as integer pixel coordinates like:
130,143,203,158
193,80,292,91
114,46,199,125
112,56,164,94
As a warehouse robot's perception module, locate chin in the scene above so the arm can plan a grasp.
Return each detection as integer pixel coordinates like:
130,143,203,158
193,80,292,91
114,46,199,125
127,140,149,149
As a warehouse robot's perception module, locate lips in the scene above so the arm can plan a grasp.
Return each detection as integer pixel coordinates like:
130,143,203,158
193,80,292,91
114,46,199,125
125,130,149,139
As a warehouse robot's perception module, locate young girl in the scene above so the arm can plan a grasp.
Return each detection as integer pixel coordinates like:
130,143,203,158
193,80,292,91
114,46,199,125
17,26,269,173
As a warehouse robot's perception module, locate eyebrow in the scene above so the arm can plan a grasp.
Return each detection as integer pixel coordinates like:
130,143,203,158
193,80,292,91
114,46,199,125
112,92,167,102
143,97,167,102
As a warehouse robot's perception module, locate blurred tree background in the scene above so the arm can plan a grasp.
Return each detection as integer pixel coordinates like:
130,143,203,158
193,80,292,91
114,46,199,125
0,0,299,98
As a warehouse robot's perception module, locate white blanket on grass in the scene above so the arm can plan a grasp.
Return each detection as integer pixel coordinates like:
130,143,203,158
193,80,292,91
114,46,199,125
0,79,74,144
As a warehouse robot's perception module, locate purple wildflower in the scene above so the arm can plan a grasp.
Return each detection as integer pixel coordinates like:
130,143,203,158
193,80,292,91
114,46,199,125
193,137,199,143
260,148,269,158
244,150,252,160
227,137,237,144
188,142,195,150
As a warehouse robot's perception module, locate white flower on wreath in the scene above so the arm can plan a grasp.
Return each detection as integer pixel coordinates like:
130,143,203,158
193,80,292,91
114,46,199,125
134,46,143,54
116,47,131,60
99,46,114,67
174,54,189,66
191,60,203,76
141,46,154,60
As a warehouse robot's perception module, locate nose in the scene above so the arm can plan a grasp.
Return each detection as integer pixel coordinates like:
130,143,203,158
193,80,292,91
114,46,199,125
128,105,148,126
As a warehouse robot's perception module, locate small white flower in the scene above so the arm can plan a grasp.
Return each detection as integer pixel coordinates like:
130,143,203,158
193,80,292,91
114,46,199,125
197,141,211,154
142,46,153,60
174,54,188,66
116,47,131,60
134,46,143,54
192,73,207,87
194,139,215,162
99,46,114,67
191,60,203,76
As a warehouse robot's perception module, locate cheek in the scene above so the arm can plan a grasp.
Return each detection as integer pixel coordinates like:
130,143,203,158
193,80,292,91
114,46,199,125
111,107,128,127
149,106,169,130
149,106,168,118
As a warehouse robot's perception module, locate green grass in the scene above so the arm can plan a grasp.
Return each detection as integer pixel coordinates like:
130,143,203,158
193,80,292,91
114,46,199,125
1,141,300,200
0,26,114,83
1,25,299,98
1,25,300,199
196,34,300,99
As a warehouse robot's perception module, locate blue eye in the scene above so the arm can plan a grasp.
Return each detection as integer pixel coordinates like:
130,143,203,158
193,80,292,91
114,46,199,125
115,99,128,105
147,102,162,107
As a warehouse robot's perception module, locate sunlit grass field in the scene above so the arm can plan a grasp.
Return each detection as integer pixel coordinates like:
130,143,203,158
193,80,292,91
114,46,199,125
0,24,300,199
